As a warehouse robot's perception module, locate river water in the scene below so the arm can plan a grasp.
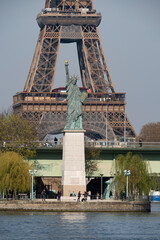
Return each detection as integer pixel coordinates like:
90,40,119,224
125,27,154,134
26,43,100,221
0,203,160,240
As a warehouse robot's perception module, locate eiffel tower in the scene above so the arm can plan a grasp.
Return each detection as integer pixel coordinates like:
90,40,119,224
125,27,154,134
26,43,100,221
13,0,137,140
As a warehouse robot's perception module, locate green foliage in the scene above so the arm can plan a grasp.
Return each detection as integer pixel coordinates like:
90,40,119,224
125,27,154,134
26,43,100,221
85,147,101,176
32,159,44,171
139,122,160,142
151,173,160,191
0,152,31,194
0,113,37,158
0,113,36,142
113,152,156,196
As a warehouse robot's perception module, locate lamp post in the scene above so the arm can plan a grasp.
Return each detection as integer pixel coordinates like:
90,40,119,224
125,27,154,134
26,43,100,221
124,113,126,144
100,174,104,200
29,170,37,201
106,104,108,146
106,97,111,147
124,170,131,199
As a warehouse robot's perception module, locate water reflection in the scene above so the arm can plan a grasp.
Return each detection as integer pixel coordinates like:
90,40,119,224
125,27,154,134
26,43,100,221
0,204,159,240
151,202,160,212
59,212,87,222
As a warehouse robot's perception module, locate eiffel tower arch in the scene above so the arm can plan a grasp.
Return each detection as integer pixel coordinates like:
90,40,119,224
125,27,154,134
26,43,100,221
13,0,137,140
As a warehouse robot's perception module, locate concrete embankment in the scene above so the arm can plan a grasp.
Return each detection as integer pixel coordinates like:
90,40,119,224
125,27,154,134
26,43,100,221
0,200,151,212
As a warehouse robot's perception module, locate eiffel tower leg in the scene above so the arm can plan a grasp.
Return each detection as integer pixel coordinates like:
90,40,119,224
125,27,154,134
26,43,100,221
80,25,115,93
24,28,46,92
77,41,88,89
24,25,62,92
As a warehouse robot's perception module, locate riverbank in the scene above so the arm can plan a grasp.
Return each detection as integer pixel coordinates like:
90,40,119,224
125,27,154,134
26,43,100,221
0,200,150,212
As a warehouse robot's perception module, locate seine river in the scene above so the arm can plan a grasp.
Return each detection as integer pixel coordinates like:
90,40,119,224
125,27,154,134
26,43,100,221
0,203,160,240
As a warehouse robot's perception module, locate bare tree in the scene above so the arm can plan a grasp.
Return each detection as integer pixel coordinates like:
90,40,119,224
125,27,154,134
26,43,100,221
139,122,160,142
0,106,13,118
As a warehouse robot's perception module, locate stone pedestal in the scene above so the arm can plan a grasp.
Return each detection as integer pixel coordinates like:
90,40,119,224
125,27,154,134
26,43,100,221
62,130,86,196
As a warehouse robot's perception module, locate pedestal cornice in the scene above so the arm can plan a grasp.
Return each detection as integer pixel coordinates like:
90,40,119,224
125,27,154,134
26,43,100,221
63,130,86,134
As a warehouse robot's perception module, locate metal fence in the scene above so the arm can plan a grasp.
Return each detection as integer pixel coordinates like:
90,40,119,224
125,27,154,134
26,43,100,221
0,141,160,149
85,141,160,149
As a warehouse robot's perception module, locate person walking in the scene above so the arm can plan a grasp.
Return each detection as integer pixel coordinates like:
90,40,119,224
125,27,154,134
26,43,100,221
71,191,76,197
41,189,46,203
54,137,58,146
96,192,99,200
57,191,61,201
121,190,126,201
82,192,88,202
77,191,81,202
139,139,142,147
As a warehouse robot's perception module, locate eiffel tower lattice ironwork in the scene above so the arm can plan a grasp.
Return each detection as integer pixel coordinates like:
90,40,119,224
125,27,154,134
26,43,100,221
13,0,137,140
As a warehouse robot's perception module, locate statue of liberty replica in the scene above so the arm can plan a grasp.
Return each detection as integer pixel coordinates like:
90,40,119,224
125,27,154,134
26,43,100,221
64,60,88,130
62,61,88,197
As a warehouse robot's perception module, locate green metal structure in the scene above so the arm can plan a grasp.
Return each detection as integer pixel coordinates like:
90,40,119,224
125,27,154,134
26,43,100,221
31,147,160,177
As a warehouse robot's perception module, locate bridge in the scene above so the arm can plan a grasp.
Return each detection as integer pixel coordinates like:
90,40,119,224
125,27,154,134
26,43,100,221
1,141,160,177
24,142,160,194
1,141,159,196
30,142,160,175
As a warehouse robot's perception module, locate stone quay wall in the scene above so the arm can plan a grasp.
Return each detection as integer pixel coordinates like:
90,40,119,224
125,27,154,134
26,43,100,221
0,200,150,212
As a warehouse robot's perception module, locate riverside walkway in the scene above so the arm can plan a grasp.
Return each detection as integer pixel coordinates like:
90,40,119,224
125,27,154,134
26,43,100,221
0,199,150,212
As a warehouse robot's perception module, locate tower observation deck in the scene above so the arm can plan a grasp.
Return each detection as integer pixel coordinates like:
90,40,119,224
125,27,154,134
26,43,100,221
37,8,101,29
13,0,137,140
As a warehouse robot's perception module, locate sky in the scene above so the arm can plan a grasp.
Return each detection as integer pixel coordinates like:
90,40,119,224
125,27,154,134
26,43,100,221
0,0,160,135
